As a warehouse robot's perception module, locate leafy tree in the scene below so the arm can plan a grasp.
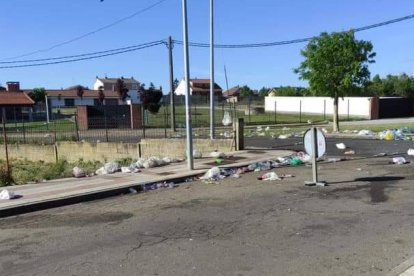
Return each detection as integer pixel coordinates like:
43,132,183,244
258,87,270,97
139,84,163,114
115,78,129,101
365,73,414,97
28,88,46,103
295,30,375,132
239,85,253,99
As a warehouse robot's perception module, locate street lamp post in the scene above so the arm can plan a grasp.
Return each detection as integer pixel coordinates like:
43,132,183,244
181,0,194,170
209,0,215,139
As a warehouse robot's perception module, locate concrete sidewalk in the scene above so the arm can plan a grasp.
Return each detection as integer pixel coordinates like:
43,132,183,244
0,149,293,218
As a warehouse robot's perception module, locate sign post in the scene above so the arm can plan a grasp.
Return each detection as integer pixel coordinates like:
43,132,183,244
304,127,327,186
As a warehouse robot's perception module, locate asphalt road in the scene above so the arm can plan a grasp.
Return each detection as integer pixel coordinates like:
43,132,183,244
1,155,414,275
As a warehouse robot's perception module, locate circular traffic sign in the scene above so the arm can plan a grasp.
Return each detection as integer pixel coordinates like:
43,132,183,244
303,128,326,158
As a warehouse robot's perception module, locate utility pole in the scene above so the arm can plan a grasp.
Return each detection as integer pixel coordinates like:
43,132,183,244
1,108,10,183
181,0,194,170
209,0,215,140
168,36,176,132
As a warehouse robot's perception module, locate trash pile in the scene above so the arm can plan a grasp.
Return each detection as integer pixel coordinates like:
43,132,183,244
142,181,176,191
90,156,183,176
198,152,309,183
378,128,414,141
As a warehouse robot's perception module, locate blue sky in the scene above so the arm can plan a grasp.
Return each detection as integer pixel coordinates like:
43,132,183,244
0,0,413,92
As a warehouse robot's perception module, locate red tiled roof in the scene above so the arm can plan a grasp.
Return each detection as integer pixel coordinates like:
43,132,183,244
223,86,240,97
45,89,121,98
191,79,210,84
0,92,35,106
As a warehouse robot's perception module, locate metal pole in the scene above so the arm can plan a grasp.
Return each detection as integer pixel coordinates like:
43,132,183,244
311,127,318,183
323,99,326,121
182,0,194,170
45,94,50,124
1,108,10,182
299,100,302,123
209,0,215,139
274,101,277,123
168,36,176,132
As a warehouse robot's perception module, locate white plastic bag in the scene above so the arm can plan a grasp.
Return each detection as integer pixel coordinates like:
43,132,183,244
0,189,16,200
222,111,232,126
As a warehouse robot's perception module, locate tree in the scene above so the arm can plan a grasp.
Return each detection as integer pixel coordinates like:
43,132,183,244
295,31,375,132
139,84,163,114
115,78,129,101
239,85,253,99
258,87,270,97
29,88,46,103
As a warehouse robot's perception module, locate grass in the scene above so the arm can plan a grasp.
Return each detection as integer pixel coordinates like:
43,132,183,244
0,159,103,185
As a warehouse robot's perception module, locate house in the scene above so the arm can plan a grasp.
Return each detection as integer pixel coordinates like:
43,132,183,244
223,86,241,98
0,82,35,121
93,76,140,104
45,89,126,108
174,78,223,97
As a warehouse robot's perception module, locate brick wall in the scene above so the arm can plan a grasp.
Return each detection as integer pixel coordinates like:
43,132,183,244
76,106,88,130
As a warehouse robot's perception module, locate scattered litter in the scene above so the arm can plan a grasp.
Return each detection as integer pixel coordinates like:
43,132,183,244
72,166,86,178
373,153,387,157
121,166,140,173
143,181,176,191
278,134,292,139
358,129,375,136
392,157,408,165
104,161,120,174
407,148,414,156
201,167,222,180
258,172,281,181
327,158,342,162
210,151,226,158
336,143,346,150
344,150,355,155
0,189,19,200
128,187,137,194
289,157,302,166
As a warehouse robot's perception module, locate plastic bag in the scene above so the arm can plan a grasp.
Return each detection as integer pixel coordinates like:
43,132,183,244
222,111,232,126
258,172,281,181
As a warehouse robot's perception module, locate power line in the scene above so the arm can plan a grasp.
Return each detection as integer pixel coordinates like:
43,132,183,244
1,12,413,68
0,40,165,64
0,0,169,61
173,12,414,48
0,41,164,69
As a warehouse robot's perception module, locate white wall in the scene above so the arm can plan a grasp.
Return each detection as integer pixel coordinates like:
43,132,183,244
93,79,104,90
265,96,373,118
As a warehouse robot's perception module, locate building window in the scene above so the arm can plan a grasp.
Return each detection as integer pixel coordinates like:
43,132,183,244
132,84,138,90
64,99,75,107
105,99,118,105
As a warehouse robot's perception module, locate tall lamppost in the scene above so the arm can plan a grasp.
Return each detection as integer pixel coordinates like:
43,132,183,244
181,0,194,170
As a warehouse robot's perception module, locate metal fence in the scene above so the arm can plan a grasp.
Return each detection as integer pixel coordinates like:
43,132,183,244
1,96,359,145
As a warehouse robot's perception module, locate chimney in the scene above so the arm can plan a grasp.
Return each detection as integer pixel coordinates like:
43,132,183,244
6,81,20,92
